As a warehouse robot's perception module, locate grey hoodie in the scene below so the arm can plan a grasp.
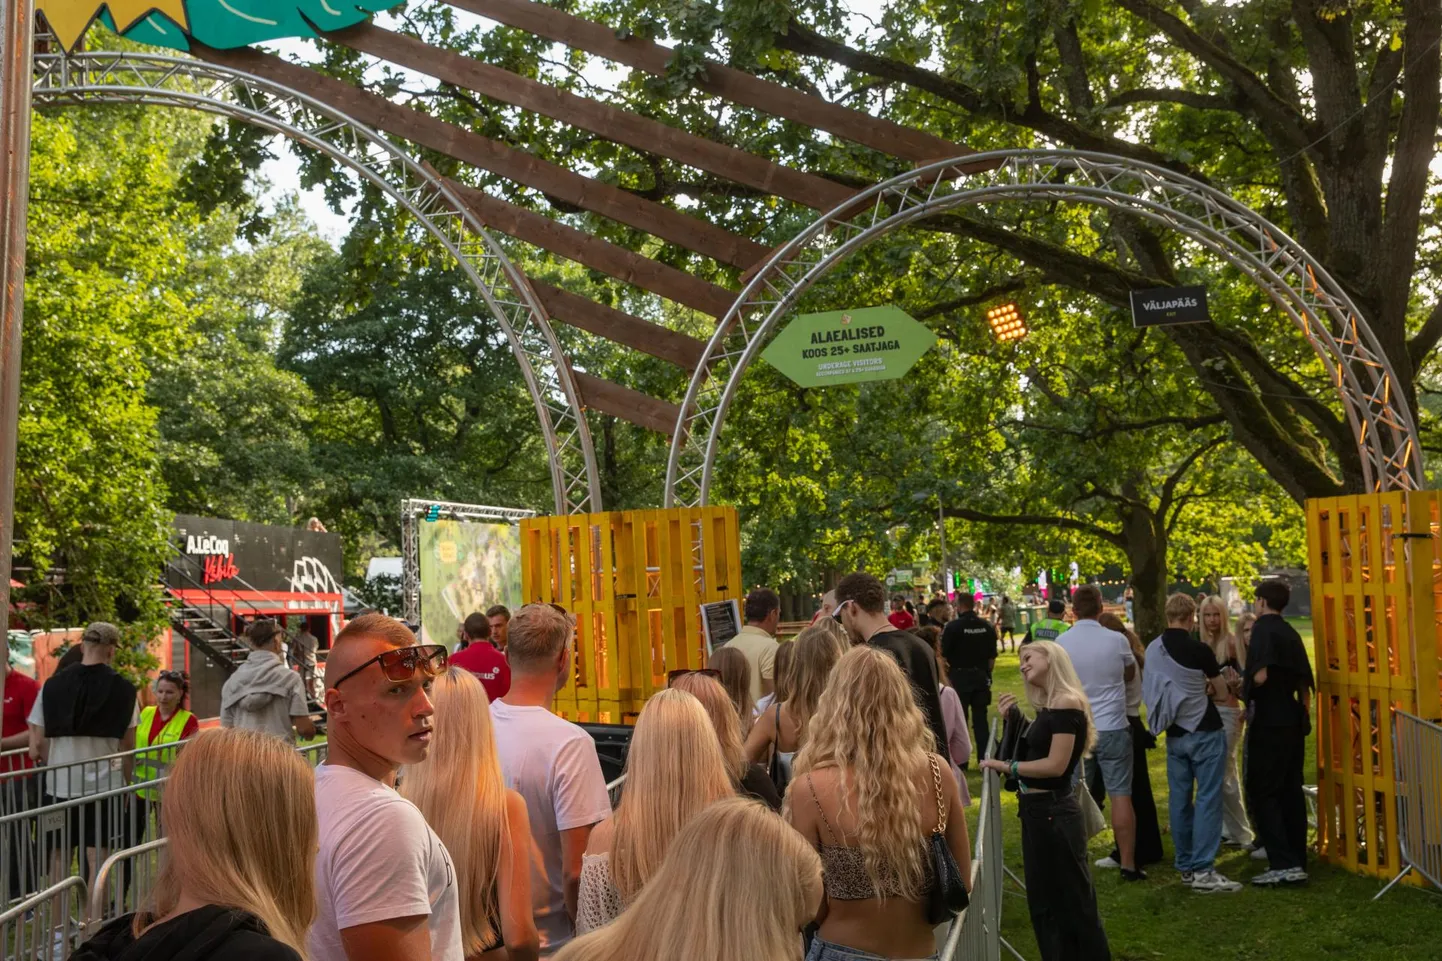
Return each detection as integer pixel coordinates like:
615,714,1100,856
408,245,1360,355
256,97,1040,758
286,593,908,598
220,650,308,742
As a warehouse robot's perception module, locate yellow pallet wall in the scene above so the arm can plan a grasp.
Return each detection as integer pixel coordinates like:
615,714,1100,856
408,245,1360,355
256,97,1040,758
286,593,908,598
520,508,743,724
1308,492,1442,881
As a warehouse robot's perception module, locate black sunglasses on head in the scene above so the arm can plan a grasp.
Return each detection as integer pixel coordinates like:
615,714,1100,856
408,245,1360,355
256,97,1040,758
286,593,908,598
332,644,449,688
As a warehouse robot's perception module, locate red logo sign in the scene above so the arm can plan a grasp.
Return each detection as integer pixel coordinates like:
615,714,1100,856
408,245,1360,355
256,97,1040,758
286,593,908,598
202,553,239,584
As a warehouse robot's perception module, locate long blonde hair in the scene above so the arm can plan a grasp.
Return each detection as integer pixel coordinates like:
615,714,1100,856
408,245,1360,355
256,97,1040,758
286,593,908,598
611,689,735,901
708,646,754,736
1021,641,1098,755
554,798,820,961
399,668,508,954
670,672,749,783
791,646,931,902
1234,612,1256,662
772,641,797,705
1198,595,1237,665
783,623,846,746
135,729,315,955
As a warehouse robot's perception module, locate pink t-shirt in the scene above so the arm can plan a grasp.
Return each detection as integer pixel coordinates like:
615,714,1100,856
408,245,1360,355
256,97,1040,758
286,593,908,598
449,643,510,702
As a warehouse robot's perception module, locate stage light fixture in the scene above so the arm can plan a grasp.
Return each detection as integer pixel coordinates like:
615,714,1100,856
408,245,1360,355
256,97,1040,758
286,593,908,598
986,302,1028,343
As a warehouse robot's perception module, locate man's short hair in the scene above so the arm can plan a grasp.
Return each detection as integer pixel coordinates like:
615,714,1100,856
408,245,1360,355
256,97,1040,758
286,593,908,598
1047,599,1066,616
1255,579,1291,613
485,604,511,621
835,573,886,614
507,603,574,670
891,594,904,605
743,588,780,623
1165,592,1197,624
925,598,949,614
81,622,120,646
462,612,491,640
1071,584,1102,620
246,618,283,649
333,613,416,651
955,593,975,611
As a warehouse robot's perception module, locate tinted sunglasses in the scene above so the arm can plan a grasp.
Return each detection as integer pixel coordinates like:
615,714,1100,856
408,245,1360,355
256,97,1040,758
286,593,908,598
333,644,449,688
667,668,721,685
157,670,188,686
832,599,853,623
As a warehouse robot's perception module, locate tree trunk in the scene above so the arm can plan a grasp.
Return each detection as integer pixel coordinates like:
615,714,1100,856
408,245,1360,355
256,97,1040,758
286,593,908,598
1121,507,1168,643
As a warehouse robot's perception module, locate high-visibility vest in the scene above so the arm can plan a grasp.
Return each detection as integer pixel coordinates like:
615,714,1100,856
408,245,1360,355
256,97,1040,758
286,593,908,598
1029,618,1069,643
134,706,192,801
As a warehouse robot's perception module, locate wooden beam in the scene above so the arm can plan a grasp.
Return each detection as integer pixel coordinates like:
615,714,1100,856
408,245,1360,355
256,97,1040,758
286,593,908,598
446,178,736,317
530,281,707,370
192,43,768,270
449,0,965,164
334,23,856,213
573,371,681,435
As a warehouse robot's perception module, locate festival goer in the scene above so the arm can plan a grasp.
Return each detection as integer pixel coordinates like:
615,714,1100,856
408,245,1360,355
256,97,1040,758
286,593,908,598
999,595,1019,651
492,604,611,955
131,670,199,834
289,620,320,701
755,640,796,716
669,671,781,809
487,606,512,652
810,589,838,625
918,598,952,630
723,588,780,703
553,798,821,961
1198,595,1253,848
28,622,138,888
1244,580,1314,886
708,646,755,738
310,614,461,961
887,595,916,631
307,516,329,533
1023,599,1069,645
923,628,973,803
981,642,1111,960
941,591,998,765
221,619,316,743
744,622,846,792
790,646,970,961
399,668,538,961
1056,585,1143,881
576,689,733,934
1142,594,1242,893
73,728,317,961
1091,614,1162,870
834,573,949,755
450,612,511,703
1,653,38,901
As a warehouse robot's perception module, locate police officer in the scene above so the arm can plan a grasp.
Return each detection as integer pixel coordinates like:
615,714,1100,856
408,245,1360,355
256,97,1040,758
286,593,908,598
1024,598,1070,645
941,592,998,762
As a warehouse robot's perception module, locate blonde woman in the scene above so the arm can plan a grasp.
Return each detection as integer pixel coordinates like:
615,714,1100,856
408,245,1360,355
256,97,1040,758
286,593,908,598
557,797,820,961
577,689,734,933
670,671,782,809
756,641,797,716
708,645,754,737
1199,595,1254,848
74,729,315,961
744,622,846,790
399,668,539,961
789,646,971,961
981,641,1110,961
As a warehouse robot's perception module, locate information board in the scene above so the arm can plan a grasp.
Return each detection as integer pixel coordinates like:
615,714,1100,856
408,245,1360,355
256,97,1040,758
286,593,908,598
762,306,937,388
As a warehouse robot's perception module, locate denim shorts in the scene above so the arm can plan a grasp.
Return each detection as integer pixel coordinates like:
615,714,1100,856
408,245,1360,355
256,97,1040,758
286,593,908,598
1092,727,1133,796
805,936,938,961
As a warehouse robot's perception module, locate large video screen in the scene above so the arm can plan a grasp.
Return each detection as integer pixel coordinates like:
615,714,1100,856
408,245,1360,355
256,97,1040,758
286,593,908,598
418,520,523,646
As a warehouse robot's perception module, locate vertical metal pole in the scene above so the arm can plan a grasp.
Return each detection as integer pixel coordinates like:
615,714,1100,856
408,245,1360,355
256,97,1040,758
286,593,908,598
0,0,35,664
937,493,947,596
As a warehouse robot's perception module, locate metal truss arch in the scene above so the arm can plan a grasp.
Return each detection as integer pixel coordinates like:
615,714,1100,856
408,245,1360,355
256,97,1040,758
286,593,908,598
32,47,601,515
666,149,1425,506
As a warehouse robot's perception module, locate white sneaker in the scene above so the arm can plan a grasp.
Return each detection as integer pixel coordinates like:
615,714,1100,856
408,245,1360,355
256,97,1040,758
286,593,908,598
1094,855,1121,869
1250,845,1269,860
1281,868,1309,884
1191,870,1243,893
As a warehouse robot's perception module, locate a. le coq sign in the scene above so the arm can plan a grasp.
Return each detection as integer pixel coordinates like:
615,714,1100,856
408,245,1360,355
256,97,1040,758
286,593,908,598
1130,285,1209,328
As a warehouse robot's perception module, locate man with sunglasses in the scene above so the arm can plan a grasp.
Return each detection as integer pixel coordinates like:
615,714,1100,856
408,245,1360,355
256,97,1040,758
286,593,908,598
309,614,463,961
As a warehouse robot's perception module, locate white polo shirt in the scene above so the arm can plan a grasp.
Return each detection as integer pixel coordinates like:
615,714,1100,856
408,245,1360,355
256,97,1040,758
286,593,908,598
1056,619,1136,733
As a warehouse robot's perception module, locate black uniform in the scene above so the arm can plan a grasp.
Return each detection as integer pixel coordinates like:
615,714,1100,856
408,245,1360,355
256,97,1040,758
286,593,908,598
941,611,999,760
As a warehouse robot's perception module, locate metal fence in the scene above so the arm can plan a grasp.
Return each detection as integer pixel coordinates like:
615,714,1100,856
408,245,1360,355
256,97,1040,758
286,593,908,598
941,721,1018,961
88,838,167,928
605,773,626,809
1376,710,1442,900
0,875,88,961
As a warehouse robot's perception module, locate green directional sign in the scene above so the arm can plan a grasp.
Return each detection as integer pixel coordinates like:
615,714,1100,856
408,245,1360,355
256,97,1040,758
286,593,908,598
761,306,937,388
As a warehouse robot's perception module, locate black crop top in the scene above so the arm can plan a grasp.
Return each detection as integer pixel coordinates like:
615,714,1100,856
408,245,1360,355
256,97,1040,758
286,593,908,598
1019,708,1088,791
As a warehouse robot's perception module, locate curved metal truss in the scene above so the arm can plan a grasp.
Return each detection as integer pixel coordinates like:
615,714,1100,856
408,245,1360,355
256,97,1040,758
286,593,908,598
666,149,1425,506
32,46,601,515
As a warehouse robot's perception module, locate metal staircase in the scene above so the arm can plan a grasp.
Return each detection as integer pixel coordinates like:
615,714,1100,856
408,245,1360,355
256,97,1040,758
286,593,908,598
162,561,251,674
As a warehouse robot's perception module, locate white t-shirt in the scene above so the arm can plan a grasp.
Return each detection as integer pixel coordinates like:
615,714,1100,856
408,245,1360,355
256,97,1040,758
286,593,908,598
27,689,139,798
309,764,463,961
1056,619,1136,733
491,700,611,955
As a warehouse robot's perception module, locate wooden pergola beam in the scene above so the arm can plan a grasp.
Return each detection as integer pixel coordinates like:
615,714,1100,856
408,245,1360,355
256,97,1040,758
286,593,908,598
446,178,736,318
334,23,856,213
449,0,965,164
573,371,681,435
529,281,707,370
193,43,768,270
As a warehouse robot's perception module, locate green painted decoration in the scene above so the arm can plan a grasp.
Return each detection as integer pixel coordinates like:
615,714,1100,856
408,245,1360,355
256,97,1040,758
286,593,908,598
761,305,937,388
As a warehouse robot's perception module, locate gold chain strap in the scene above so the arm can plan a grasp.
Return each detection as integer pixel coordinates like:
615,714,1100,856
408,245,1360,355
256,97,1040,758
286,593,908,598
929,754,947,835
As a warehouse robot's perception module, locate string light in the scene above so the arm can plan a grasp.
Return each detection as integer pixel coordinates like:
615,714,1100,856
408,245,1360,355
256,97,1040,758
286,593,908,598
986,302,1028,342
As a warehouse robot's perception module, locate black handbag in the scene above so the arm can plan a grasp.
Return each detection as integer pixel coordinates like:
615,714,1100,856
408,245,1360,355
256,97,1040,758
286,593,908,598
924,754,969,924
767,702,791,795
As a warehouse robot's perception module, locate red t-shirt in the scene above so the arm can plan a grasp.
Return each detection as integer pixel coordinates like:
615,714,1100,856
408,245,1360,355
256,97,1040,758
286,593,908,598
889,610,916,631
141,707,200,745
449,643,511,703
2,671,39,772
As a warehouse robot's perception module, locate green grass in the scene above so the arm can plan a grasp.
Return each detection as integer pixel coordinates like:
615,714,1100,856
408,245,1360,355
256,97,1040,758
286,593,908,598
965,620,1441,961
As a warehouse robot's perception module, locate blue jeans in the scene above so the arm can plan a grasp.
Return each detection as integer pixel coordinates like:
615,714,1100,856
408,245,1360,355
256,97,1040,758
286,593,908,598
1166,726,1228,873
805,936,938,961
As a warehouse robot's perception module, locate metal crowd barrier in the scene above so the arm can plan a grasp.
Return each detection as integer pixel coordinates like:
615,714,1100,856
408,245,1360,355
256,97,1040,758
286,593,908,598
88,838,167,930
0,875,88,961
941,721,1020,961
0,741,185,818
605,773,626,809
1376,710,1442,900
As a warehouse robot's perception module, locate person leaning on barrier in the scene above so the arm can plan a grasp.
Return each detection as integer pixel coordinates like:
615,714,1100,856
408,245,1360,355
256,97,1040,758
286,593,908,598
221,619,317,743
73,727,317,961
553,797,822,961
